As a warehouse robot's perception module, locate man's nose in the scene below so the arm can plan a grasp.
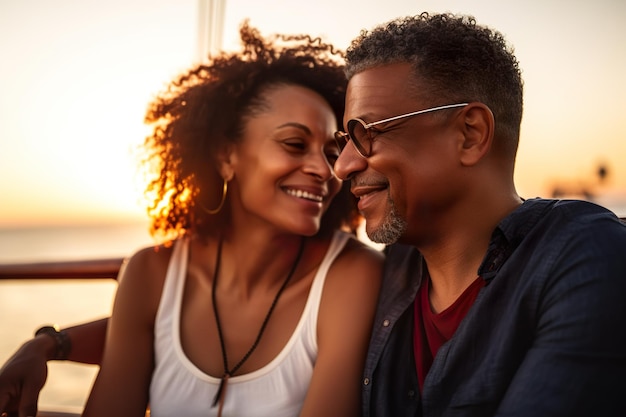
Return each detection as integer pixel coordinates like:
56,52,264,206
334,140,367,180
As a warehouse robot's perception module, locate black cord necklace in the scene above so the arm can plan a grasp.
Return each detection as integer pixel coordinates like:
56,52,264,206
211,236,305,415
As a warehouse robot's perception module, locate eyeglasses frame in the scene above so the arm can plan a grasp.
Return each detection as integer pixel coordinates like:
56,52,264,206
334,102,469,157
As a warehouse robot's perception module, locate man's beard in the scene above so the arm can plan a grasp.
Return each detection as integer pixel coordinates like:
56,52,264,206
367,196,407,244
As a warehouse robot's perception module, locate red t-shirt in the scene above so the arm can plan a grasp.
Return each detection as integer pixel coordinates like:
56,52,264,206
413,274,485,390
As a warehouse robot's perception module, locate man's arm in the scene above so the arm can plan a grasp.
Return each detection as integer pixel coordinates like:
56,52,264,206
0,318,109,417
496,220,626,416
59,318,109,364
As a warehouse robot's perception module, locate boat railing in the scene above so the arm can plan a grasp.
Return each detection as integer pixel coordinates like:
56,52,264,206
0,258,124,280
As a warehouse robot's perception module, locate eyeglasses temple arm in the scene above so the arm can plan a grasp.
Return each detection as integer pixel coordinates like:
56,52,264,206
366,103,469,128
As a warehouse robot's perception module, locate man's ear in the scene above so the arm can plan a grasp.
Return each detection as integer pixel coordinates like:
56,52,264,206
458,102,494,166
216,143,236,181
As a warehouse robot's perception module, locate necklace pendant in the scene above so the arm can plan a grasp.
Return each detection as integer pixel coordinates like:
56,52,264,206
212,373,230,408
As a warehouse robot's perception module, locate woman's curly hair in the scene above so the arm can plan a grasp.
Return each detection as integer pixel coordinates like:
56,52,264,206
140,22,358,241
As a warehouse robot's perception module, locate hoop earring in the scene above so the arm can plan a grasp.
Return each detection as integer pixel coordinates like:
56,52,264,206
202,178,228,215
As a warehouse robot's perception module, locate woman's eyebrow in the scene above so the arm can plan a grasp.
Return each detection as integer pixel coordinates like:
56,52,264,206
276,122,312,135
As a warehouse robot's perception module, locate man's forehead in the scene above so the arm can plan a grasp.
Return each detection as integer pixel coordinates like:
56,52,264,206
348,62,413,89
345,63,416,117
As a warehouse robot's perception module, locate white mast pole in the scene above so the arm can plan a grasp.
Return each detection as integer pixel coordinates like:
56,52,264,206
196,0,226,62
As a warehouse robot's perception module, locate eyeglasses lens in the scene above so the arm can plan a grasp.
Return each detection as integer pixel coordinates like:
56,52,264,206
334,131,347,152
347,119,370,156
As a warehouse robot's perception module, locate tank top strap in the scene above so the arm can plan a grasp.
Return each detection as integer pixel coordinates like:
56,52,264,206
154,237,189,325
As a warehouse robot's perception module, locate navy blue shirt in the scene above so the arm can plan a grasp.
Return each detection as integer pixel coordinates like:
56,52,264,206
362,198,626,417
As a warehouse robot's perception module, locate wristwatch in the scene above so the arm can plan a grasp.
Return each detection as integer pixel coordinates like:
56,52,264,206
34,325,72,360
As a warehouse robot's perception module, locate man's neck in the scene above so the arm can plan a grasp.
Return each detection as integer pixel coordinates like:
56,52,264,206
418,193,523,313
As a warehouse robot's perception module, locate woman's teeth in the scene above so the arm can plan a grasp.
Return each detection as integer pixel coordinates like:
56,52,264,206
285,188,323,202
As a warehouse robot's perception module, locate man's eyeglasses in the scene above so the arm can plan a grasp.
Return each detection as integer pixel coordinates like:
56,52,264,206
334,103,468,158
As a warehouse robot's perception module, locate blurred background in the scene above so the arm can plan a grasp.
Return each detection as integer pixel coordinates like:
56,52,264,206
0,0,624,412
1,0,625,230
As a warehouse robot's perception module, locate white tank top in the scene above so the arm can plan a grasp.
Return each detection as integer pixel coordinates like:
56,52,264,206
149,230,351,417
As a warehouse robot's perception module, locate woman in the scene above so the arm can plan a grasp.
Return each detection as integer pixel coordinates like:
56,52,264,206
80,23,382,417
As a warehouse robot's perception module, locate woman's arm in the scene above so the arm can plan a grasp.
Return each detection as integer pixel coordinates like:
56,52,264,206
82,246,170,417
300,238,383,417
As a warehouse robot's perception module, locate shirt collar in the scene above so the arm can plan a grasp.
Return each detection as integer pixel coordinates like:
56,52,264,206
479,198,555,281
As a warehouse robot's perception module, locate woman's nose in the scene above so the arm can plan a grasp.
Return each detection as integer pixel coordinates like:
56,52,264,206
304,150,334,181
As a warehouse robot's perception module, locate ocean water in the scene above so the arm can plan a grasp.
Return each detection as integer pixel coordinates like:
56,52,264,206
0,221,156,263
0,199,624,412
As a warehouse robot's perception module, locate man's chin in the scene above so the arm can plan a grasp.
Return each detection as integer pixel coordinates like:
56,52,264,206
365,215,407,245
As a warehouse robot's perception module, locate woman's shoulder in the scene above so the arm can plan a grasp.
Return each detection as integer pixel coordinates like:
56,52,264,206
113,239,186,321
325,232,384,288
317,233,383,342
338,232,385,267
118,239,181,286
126,242,172,266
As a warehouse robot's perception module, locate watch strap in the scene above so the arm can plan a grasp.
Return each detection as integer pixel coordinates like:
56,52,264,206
34,325,72,360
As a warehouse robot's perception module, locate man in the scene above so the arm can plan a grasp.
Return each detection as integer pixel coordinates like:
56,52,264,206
333,12,626,417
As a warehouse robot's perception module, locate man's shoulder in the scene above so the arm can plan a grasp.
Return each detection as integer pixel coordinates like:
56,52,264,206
521,198,618,220
511,198,626,270
506,198,624,236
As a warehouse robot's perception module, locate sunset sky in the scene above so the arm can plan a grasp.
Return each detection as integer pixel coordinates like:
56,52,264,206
1,0,625,227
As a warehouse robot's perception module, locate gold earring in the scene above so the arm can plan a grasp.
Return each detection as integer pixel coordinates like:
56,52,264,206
202,178,228,214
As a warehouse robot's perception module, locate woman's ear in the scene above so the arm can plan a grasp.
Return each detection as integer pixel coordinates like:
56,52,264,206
458,102,494,166
216,143,236,181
